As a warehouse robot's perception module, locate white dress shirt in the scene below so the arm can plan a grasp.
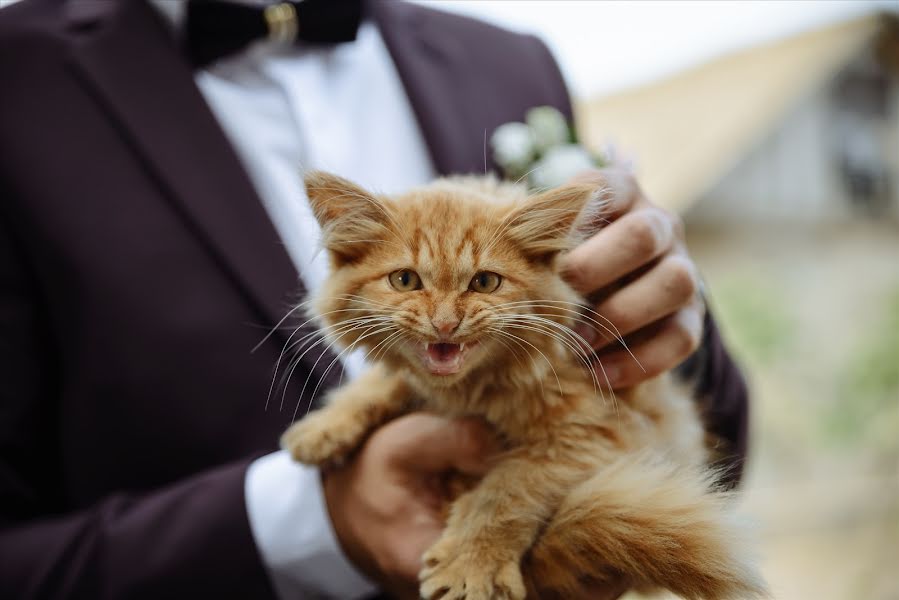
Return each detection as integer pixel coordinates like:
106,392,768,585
150,3,436,598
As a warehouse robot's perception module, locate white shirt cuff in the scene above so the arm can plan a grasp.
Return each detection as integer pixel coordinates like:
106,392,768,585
245,450,379,600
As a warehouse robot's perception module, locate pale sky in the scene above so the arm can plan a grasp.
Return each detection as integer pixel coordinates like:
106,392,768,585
2,0,895,99
420,0,898,99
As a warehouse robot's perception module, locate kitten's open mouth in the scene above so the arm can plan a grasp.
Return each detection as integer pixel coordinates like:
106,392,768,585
417,342,477,376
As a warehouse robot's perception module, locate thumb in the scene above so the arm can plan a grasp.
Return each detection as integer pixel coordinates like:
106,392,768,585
385,414,498,477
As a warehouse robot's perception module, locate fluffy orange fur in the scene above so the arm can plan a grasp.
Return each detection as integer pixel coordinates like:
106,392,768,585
281,171,767,600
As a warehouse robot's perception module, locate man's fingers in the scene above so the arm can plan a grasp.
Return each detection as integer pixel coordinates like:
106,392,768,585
568,168,641,222
385,414,498,476
562,207,675,294
390,527,443,586
577,254,698,348
594,307,703,389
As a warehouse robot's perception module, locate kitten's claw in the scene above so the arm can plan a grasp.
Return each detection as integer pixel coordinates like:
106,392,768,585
420,542,525,600
280,411,354,467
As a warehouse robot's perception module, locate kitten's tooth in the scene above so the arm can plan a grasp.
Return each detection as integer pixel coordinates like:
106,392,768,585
460,343,466,351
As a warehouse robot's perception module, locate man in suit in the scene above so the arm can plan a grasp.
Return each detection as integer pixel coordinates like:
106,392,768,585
0,0,748,598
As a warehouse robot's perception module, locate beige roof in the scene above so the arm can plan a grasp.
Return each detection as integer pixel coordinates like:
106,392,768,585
576,15,885,213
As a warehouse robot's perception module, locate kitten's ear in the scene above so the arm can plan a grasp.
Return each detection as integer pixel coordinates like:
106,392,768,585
507,183,604,261
304,170,390,265
304,170,384,226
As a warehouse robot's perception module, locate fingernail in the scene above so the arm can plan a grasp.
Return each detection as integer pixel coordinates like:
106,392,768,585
574,324,597,347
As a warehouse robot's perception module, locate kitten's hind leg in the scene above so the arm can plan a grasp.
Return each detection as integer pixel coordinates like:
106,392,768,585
525,453,768,600
281,365,412,467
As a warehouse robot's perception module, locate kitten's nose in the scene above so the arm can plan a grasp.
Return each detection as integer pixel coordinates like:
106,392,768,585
432,317,460,338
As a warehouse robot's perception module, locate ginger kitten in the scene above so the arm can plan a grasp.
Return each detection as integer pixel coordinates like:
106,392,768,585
281,172,767,600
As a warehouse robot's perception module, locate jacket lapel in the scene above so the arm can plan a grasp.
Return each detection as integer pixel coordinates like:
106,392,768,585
372,1,574,179
66,0,300,338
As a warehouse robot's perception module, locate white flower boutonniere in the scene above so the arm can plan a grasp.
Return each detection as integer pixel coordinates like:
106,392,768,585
490,106,609,190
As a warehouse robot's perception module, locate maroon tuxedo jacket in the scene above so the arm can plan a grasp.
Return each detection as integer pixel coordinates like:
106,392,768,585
0,0,748,598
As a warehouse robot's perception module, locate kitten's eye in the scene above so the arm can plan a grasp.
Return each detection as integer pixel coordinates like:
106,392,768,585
388,269,422,292
469,271,502,293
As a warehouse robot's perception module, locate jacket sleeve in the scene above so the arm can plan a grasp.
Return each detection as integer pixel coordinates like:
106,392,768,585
0,212,276,600
0,461,276,600
677,308,750,489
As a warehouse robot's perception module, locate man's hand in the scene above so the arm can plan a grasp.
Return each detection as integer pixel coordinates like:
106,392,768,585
321,413,497,599
320,412,628,599
562,169,705,390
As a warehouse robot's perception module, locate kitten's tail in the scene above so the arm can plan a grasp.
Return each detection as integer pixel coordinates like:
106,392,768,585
525,453,768,600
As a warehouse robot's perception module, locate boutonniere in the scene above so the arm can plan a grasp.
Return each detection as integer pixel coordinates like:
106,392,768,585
490,106,610,190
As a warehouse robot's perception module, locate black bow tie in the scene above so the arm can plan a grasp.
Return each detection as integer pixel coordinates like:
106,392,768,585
185,0,364,68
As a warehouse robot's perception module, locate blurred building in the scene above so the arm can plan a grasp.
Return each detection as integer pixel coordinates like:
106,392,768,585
579,13,899,225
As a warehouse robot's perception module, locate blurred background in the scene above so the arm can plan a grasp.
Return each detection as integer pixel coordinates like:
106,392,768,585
4,0,891,596
426,1,899,599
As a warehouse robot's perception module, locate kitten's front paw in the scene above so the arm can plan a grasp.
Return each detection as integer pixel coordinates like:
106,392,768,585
419,540,525,600
280,411,357,467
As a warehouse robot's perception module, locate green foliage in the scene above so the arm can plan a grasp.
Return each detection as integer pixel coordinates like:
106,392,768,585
825,288,899,446
708,276,796,366
845,289,899,399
